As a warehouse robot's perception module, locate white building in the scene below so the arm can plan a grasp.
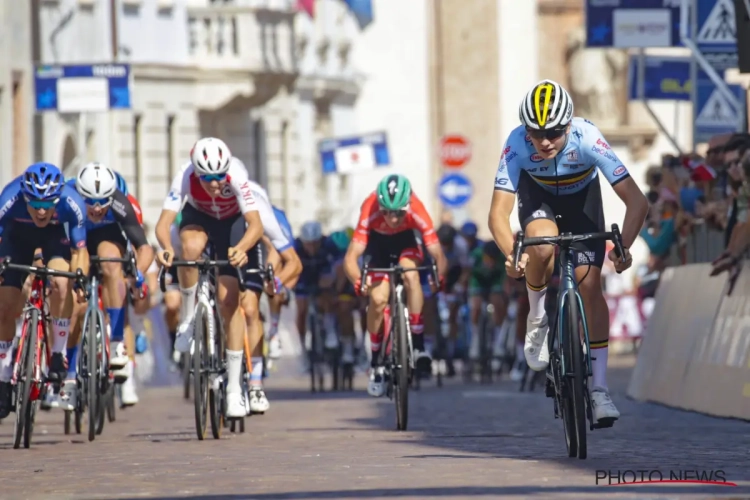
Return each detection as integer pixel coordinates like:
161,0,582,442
37,0,299,228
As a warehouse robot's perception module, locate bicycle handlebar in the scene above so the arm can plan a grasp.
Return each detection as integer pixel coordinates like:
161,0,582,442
512,223,626,275
0,258,90,298
90,255,138,277
359,256,439,295
245,264,277,295
157,252,246,293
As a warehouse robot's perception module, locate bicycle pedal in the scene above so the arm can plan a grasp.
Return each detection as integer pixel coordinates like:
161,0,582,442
592,418,616,429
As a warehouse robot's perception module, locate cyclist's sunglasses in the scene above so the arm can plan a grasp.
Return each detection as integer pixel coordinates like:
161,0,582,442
381,209,407,218
199,173,227,182
24,196,59,210
85,196,113,208
526,127,567,141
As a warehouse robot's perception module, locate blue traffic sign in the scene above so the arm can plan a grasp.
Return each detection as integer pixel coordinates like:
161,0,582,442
695,0,738,71
694,68,745,143
586,0,683,48
438,173,472,208
627,55,691,101
34,64,131,112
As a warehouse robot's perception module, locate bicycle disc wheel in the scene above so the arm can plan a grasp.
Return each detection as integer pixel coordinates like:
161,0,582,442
193,307,208,440
394,301,409,431
15,309,38,449
562,292,587,459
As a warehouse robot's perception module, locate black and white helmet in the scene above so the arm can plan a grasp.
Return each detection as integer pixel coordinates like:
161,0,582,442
519,79,574,130
190,137,232,176
76,162,117,199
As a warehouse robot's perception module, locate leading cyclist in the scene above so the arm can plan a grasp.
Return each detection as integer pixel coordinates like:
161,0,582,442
155,137,264,418
488,80,648,426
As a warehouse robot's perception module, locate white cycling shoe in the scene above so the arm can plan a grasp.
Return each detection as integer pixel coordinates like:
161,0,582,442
110,341,129,372
226,392,248,418
174,319,194,353
268,336,282,360
591,387,620,426
524,314,550,372
367,367,386,397
120,364,139,407
249,387,270,414
58,380,78,411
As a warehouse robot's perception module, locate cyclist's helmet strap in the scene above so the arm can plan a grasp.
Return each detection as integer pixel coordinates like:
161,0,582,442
376,174,411,211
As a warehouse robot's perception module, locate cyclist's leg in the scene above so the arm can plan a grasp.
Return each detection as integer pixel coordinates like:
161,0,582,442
240,287,268,413
45,226,76,383
0,231,28,417
334,261,356,363
468,279,483,360
419,270,436,355
318,272,338,348
366,277,390,397
173,205,210,351
561,182,618,423
443,265,462,374
293,289,309,371
267,287,285,358
517,174,558,371
489,282,508,354
398,242,430,371
164,223,183,357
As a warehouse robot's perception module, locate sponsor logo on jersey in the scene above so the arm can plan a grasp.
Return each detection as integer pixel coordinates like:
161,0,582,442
584,118,595,126
502,146,511,157
577,250,596,264
530,153,544,163
497,163,506,174
564,163,584,169
573,130,582,140
112,198,127,217
592,146,618,163
65,196,84,225
495,177,509,187
532,209,547,219
76,240,86,248
596,138,611,150
238,182,255,204
221,184,233,198
524,134,531,143
168,190,179,201
566,150,578,162
613,165,627,176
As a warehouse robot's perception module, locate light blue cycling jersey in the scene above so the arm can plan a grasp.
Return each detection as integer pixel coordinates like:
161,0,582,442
494,117,630,196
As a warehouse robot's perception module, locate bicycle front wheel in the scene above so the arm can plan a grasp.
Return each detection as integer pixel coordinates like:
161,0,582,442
209,309,224,440
193,306,208,440
562,292,587,459
85,309,100,442
394,301,409,431
14,310,38,449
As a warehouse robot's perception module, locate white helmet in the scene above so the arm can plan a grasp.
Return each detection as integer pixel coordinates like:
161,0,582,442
300,221,323,242
519,79,574,130
76,162,117,199
190,137,232,175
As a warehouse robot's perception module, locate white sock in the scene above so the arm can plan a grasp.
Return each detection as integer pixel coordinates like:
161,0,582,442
52,318,70,353
179,284,198,325
269,313,280,339
0,340,12,381
526,284,547,322
591,345,609,390
226,349,243,394
324,313,337,335
250,356,264,386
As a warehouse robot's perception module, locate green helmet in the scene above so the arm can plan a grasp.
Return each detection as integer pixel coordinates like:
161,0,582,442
330,230,350,252
376,174,412,210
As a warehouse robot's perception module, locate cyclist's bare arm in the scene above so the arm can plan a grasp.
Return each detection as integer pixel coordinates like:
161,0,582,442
488,190,517,258
156,209,178,254
234,210,263,254
344,241,366,284
611,177,648,248
425,243,447,277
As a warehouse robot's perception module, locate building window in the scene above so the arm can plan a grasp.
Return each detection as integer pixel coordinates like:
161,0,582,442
166,114,175,180
133,114,142,200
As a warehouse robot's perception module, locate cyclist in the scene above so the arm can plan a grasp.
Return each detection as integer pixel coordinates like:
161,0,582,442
489,79,648,426
265,205,299,360
330,230,357,365
343,174,447,397
0,163,89,418
155,137,264,418
61,163,153,410
467,240,507,363
435,223,470,377
239,181,301,413
460,221,483,252
164,211,184,364
293,221,340,371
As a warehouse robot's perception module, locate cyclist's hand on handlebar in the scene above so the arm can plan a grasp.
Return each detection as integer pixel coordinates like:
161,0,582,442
354,275,372,296
228,247,248,268
428,274,444,294
158,248,174,267
505,252,529,279
608,246,632,273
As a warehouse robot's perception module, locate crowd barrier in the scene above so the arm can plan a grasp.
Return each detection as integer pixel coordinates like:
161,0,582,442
627,262,750,420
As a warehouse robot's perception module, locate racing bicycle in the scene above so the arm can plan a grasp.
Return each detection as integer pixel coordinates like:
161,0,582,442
512,223,624,459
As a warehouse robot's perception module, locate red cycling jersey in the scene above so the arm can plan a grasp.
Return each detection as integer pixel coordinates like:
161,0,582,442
352,191,438,247
127,194,143,225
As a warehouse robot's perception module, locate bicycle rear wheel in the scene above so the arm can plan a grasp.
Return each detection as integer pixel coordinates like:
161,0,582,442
562,292,587,459
85,310,100,442
393,301,409,431
193,306,208,440
209,309,224,440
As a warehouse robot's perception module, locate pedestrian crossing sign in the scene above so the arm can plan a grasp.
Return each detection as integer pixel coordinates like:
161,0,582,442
696,89,738,128
696,0,736,44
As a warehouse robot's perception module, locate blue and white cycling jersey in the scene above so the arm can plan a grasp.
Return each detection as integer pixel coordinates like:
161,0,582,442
494,117,630,196
272,205,294,249
0,176,88,248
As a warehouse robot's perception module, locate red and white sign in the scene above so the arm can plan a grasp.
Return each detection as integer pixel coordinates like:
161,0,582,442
440,134,472,168
606,293,655,340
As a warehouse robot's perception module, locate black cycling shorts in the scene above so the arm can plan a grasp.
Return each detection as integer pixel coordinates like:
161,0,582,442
0,222,72,289
517,171,606,268
364,230,423,282
180,204,263,291
87,224,128,253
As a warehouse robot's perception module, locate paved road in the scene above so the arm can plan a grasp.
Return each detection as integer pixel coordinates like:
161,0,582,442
1,354,748,500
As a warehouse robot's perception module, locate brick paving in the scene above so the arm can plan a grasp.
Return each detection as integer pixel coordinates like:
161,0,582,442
0,354,748,500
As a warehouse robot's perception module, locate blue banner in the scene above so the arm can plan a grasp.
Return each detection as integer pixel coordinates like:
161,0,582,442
344,0,373,29
586,0,682,48
34,64,131,112
627,55,691,101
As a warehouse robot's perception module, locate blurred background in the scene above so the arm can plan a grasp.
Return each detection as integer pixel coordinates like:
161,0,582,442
1,0,750,331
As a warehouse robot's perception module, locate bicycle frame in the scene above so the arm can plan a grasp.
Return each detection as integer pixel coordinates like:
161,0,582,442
12,276,49,398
